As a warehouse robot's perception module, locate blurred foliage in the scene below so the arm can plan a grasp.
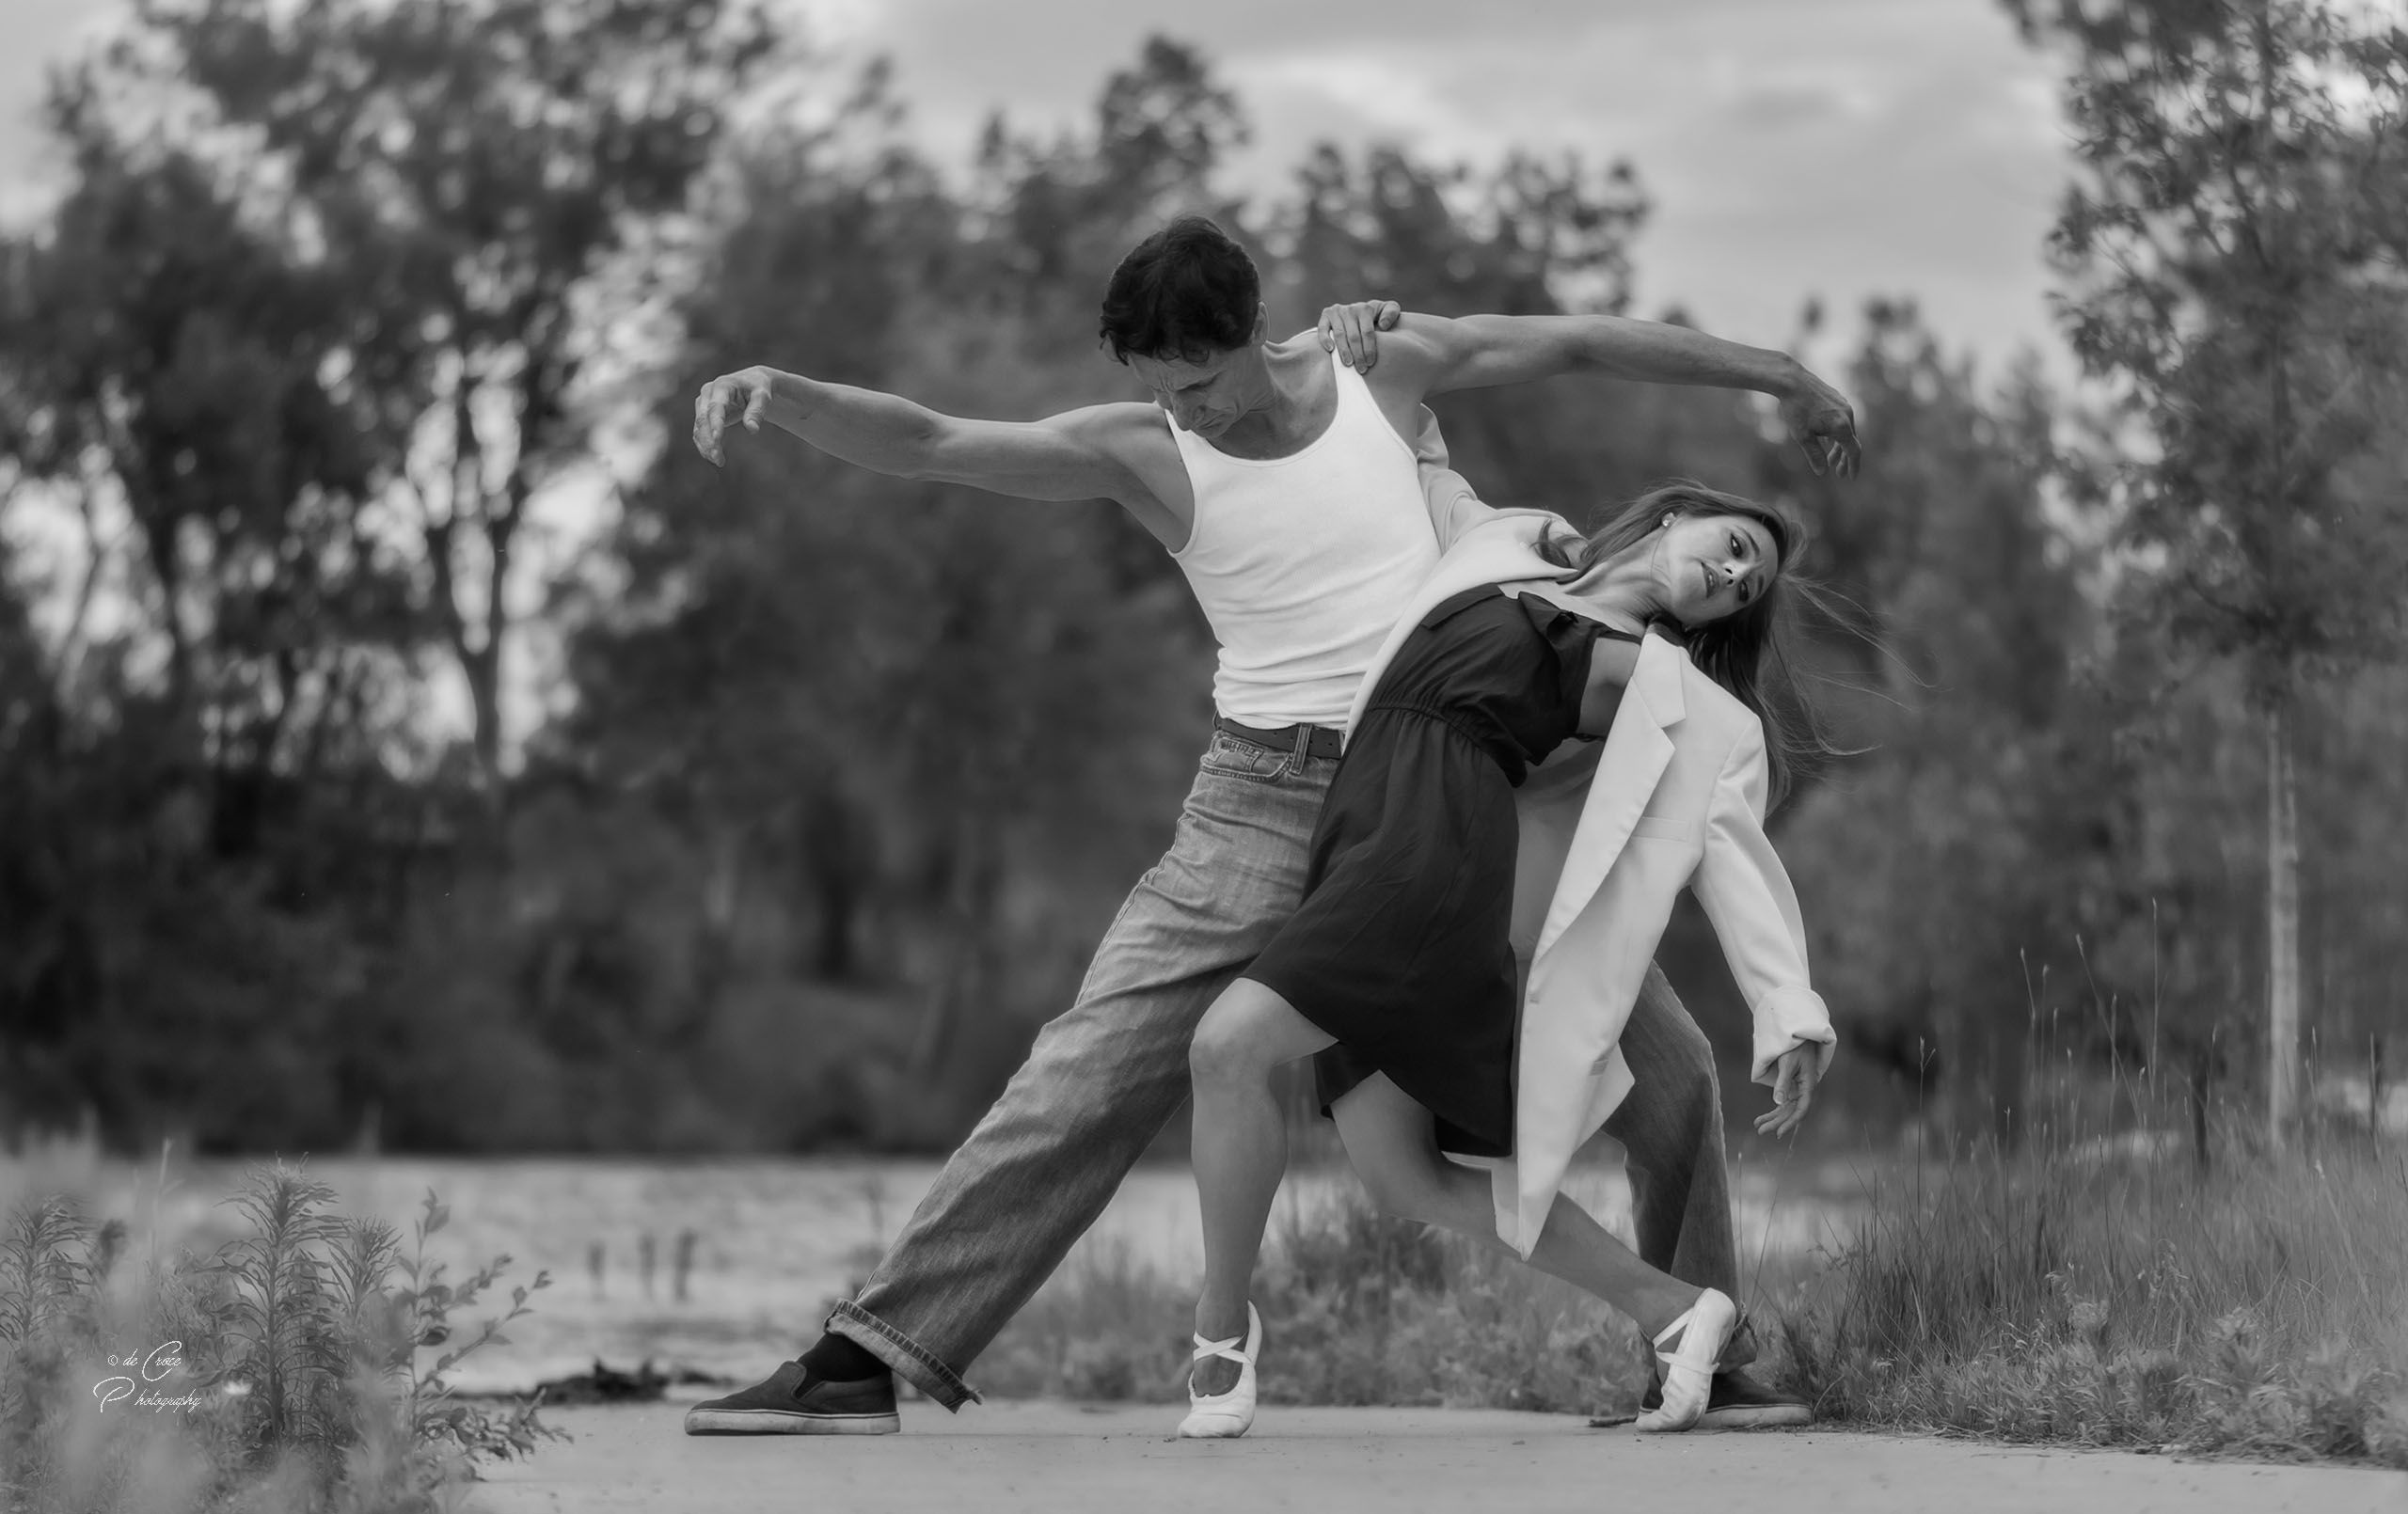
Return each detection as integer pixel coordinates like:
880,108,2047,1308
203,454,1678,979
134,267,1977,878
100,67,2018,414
0,8,2404,1155
0,1168,555,1511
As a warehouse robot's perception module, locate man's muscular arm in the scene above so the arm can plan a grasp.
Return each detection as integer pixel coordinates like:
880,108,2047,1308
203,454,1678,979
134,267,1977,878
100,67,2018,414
1318,304,1861,478
693,365,1157,508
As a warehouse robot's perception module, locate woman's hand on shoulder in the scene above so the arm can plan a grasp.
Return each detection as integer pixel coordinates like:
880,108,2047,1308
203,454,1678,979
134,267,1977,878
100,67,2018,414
1317,299,1403,370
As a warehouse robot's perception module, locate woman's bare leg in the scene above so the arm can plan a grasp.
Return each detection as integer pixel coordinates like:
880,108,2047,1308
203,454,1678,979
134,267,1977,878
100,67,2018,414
1329,1073,1701,1341
1186,978,1334,1394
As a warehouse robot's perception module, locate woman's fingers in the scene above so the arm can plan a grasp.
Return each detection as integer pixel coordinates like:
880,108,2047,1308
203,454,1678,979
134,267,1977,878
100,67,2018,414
1753,1053,1816,1137
1321,307,1367,368
1318,302,1394,370
1349,301,1402,370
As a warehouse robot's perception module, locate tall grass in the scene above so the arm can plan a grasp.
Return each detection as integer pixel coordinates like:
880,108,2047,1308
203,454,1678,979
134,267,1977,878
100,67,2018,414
0,1151,558,1513
1767,1133,2408,1464
977,1116,2408,1469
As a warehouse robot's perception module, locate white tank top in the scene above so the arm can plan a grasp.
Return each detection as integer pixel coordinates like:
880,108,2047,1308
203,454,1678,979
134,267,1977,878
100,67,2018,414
1167,351,1440,732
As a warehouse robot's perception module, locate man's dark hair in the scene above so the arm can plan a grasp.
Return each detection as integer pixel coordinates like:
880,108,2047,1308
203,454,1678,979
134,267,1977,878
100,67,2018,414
1098,215,1261,364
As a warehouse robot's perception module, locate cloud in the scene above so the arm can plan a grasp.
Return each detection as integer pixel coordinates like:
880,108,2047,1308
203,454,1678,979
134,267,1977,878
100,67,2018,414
1,0,2080,374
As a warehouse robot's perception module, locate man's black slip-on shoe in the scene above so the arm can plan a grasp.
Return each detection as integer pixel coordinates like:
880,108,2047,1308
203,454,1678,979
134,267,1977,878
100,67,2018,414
682,1360,901,1435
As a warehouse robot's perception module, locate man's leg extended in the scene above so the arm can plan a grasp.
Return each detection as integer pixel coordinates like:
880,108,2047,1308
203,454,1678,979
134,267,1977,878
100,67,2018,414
1604,964,1737,1297
686,732,1332,1431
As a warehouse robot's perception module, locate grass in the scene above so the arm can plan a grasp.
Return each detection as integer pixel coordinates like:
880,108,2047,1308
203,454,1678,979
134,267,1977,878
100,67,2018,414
0,1142,558,1513
1770,1128,2408,1465
976,1122,2408,1469
977,1184,1733,1416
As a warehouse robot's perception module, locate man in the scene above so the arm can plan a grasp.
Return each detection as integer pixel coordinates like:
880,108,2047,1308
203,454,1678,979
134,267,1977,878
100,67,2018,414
684,215,1856,1435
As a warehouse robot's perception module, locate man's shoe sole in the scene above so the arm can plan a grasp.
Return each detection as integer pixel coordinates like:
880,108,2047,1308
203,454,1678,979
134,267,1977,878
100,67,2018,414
1698,1402,1811,1429
1588,1403,1814,1431
683,1407,901,1435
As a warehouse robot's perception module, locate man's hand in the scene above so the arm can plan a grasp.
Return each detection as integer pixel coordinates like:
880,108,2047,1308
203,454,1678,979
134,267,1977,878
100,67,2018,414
1754,1041,1824,1138
1318,300,1404,371
693,366,781,466
1778,370,1861,480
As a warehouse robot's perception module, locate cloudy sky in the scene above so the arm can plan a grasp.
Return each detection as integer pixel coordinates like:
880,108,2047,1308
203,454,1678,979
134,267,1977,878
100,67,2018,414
0,0,2078,382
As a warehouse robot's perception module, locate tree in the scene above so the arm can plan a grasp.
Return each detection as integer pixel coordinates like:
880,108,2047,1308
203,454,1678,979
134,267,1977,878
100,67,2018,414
0,112,436,1147
110,0,781,844
2007,0,2408,1146
0,124,408,787
1733,300,2115,1136
561,71,1217,1136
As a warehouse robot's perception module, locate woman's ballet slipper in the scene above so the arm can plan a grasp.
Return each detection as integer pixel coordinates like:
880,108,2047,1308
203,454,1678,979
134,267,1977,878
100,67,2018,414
1633,1287,1738,1432
1176,1301,1261,1439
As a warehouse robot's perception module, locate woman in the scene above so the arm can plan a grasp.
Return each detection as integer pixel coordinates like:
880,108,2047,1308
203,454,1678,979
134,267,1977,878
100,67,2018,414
1178,471,1837,1439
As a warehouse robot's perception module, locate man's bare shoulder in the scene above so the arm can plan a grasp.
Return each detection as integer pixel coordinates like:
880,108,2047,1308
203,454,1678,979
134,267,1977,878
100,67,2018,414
1054,399,1174,449
1344,316,1453,401
1050,399,1192,542
1378,312,1462,349
1063,399,1182,475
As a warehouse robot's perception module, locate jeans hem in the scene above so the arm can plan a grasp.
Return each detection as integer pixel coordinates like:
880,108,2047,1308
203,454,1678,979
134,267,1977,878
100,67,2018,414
826,1301,984,1411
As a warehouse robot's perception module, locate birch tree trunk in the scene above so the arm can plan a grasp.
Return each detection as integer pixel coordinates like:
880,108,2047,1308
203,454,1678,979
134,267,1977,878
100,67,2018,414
2264,690,2302,1148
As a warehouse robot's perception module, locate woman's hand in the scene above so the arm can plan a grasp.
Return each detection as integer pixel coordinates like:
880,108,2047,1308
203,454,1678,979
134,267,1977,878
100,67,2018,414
1754,1041,1823,1138
1317,300,1404,370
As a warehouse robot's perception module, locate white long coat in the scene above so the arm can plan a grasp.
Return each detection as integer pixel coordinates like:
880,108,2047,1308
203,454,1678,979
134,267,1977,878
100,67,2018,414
1338,483,1837,1258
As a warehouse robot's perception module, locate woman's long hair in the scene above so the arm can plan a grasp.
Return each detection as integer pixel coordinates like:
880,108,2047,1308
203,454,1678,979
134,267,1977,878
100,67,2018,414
1532,480,1831,808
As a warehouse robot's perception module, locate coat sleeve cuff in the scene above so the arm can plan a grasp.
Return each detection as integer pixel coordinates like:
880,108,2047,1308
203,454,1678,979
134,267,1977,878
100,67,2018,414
1750,985,1837,1087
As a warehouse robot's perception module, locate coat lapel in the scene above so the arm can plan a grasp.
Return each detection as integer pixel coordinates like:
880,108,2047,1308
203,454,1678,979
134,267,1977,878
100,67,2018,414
1531,635,1686,962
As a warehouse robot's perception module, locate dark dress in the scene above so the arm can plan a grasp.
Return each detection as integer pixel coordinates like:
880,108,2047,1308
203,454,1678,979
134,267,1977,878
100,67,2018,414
1244,586,1640,1159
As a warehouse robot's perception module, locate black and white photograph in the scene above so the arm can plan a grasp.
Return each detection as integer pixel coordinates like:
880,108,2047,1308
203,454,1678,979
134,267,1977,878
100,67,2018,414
1,1,2404,1510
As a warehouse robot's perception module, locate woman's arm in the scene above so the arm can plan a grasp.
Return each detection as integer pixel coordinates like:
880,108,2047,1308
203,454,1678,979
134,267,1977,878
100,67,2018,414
1688,723,1837,1111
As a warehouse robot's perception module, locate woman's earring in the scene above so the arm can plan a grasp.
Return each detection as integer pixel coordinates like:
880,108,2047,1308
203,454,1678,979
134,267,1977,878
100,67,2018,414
1661,515,1674,528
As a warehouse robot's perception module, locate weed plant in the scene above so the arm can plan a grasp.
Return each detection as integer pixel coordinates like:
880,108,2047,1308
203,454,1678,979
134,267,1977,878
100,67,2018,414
0,1155,557,1513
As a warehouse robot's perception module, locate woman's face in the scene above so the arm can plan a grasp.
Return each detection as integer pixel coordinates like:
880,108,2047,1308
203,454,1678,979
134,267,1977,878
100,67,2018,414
1654,512,1780,627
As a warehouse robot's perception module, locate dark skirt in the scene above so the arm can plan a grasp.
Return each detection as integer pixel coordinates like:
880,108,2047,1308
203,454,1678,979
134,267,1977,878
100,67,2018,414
1245,705,1522,1156
1242,588,1620,1159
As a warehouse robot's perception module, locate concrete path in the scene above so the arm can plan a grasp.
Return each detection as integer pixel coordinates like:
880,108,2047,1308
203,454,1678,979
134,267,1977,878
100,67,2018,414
465,1399,2407,1514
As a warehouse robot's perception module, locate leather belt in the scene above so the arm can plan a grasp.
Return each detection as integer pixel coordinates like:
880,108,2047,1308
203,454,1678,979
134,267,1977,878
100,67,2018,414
1213,716,1343,761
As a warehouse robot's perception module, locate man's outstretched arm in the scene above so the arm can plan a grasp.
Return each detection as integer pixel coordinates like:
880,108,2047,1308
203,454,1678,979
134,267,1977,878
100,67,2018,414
1317,304,1861,479
693,364,1154,507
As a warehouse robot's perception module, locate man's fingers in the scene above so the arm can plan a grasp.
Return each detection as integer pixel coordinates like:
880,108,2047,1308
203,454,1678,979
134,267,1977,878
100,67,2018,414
1375,299,1402,331
743,386,767,431
692,386,716,461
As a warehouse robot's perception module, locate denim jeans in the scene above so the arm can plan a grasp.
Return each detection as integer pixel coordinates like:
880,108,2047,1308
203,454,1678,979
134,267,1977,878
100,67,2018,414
827,729,1736,1409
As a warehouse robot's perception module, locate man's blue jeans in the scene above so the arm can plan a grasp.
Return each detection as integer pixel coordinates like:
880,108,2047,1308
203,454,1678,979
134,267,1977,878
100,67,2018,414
828,729,1736,1409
